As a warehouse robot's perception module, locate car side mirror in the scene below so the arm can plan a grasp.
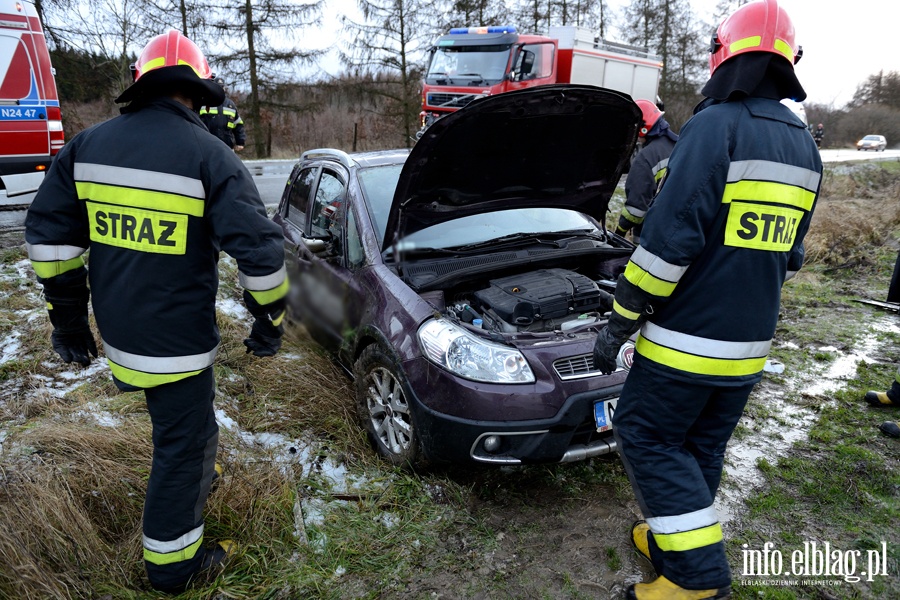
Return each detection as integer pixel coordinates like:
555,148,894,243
521,50,535,76
301,234,329,254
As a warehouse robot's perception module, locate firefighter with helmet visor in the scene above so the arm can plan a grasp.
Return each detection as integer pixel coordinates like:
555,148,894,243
24,30,288,593
592,1,823,597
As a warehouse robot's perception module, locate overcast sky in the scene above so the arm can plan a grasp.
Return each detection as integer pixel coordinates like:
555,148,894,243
312,0,894,109
680,0,898,108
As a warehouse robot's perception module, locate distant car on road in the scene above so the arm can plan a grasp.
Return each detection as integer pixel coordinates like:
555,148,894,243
857,134,887,152
272,85,643,469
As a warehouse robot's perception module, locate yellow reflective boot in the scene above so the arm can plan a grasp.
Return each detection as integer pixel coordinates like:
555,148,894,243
631,520,652,562
864,391,897,407
625,575,731,600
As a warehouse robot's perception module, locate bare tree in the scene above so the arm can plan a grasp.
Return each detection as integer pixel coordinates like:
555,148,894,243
340,0,435,148
442,0,511,28
619,0,705,125
40,0,151,94
203,0,324,157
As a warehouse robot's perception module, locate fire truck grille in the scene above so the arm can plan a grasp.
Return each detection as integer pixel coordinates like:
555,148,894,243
427,93,478,109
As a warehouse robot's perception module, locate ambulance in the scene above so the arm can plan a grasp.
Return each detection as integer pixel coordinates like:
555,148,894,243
0,0,63,224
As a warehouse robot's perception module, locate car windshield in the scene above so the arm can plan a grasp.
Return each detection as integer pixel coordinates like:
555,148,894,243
397,209,601,252
863,135,881,141
355,163,602,252
425,45,510,85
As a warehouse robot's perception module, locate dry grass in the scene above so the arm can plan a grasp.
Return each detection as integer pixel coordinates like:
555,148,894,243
803,163,900,267
0,249,361,597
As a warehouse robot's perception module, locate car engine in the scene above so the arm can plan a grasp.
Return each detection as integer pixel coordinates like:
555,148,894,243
449,268,609,333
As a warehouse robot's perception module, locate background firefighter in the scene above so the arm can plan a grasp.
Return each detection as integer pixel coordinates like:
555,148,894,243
615,99,679,244
24,30,287,593
200,76,246,152
592,1,823,597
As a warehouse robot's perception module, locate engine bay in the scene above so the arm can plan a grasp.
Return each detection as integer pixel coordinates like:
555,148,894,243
433,267,617,334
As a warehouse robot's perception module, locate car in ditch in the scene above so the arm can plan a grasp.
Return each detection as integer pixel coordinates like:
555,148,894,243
272,85,643,468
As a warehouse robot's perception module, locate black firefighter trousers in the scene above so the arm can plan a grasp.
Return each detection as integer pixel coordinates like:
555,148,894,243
613,357,757,590
116,367,219,591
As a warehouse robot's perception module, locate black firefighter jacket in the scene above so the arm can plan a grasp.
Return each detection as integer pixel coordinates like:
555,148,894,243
25,98,286,388
618,133,678,234
199,97,245,149
612,97,823,386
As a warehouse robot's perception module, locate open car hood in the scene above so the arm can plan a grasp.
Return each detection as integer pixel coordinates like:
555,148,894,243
383,85,642,252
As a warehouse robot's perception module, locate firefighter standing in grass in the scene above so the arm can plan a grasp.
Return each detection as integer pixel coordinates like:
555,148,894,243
592,1,822,597
615,99,679,244
862,248,900,438
200,77,246,152
24,30,287,593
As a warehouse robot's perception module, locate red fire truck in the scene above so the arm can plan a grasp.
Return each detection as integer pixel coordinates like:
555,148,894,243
418,25,663,137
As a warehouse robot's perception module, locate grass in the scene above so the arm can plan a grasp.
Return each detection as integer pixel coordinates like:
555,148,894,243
1,161,899,599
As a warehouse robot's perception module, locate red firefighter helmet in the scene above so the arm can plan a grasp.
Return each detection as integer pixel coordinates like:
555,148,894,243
635,99,663,137
115,30,224,105
708,0,802,76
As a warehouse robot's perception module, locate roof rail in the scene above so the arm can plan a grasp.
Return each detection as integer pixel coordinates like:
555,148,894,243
300,148,354,169
595,39,660,60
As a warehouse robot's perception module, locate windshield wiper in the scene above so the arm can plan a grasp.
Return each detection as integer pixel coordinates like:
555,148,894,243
459,72,487,85
451,229,607,252
429,71,454,84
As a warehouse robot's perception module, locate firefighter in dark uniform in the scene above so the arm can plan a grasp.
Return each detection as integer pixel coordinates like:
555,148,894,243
863,248,900,437
24,30,287,593
615,99,679,244
199,77,246,152
592,1,822,597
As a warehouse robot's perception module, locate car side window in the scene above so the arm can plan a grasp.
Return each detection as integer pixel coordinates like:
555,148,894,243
310,170,345,239
285,167,317,230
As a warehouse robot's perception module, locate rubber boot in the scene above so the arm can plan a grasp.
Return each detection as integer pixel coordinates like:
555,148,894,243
151,540,236,594
879,421,900,438
625,575,731,600
864,391,897,407
200,539,235,570
631,520,652,563
210,463,224,494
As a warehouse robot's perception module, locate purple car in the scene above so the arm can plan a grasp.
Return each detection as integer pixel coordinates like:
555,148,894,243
273,85,642,468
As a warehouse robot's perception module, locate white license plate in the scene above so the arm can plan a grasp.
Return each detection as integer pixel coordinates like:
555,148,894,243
594,398,618,432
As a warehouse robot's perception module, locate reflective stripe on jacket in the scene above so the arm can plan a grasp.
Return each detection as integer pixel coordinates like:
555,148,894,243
624,98,823,385
25,98,286,387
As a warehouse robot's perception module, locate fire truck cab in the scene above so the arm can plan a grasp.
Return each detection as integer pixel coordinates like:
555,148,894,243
418,25,662,138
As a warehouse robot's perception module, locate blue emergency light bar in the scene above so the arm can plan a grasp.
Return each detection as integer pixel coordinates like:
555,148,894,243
449,26,517,35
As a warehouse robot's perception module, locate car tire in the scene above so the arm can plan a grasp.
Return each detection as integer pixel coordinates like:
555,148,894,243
354,345,428,470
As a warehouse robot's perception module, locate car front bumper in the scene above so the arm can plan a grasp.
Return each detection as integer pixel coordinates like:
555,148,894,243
404,359,624,465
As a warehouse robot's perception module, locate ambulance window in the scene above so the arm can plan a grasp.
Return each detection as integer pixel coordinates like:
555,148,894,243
286,167,316,230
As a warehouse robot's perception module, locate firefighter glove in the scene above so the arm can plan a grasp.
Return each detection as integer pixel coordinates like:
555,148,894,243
51,326,98,367
243,317,283,357
45,286,97,367
593,326,623,375
597,289,615,313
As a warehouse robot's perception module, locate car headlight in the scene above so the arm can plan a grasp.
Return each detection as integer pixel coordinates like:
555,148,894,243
417,318,535,383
